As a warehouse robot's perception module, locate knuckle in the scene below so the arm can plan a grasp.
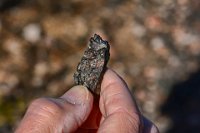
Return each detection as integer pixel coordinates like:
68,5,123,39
113,109,140,132
116,111,140,132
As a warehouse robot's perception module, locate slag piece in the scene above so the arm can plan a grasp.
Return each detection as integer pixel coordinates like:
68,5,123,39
74,34,110,94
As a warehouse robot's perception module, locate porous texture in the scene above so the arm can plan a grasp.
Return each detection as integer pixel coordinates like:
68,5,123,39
74,34,110,94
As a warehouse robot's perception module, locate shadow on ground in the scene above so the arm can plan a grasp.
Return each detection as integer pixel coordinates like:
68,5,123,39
162,69,200,133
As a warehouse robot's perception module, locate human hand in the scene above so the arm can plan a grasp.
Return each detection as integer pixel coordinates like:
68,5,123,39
15,69,159,133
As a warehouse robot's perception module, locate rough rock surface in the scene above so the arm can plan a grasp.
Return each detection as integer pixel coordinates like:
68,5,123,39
74,34,110,94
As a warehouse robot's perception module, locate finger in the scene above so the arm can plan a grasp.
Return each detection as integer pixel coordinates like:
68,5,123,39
15,85,93,133
98,69,141,133
61,85,94,132
79,96,101,129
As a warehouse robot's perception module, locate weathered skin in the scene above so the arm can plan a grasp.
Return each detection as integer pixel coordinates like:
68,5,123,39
74,34,110,94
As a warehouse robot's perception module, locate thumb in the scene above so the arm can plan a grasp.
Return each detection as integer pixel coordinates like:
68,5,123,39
60,85,94,132
16,85,93,133
98,69,141,133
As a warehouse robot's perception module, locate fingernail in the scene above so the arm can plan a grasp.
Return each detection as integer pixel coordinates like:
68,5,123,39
61,85,90,105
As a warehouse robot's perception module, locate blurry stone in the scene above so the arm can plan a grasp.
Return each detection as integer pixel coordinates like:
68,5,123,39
135,89,146,102
47,81,65,96
23,23,41,43
63,72,74,87
128,62,141,77
32,62,49,87
132,23,146,38
144,100,156,114
151,37,165,50
150,37,170,58
31,77,43,87
143,66,161,81
177,0,189,6
49,55,65,74
6,75,18,88
65,54,81,69
0,71,19,96
112,61,134,88
34,62,48,77
114,24,149,60
134,4,147,19
188,43,200,56
3,38,22,55
168,56,181,67
42,16,88,42
2,38,27,68
0,84,11,97
145,15,162,31
173,27,199,46
6,7,38,28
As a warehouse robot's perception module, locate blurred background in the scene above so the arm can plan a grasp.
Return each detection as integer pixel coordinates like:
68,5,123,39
0,0,200,132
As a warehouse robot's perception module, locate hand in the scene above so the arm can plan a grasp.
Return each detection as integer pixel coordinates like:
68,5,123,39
15,69,159,133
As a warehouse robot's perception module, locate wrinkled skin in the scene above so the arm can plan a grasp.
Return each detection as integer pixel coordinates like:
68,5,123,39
16,69,159,133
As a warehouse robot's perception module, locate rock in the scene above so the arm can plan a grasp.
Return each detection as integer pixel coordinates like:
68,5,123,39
23,23,41,43
74,34,110,94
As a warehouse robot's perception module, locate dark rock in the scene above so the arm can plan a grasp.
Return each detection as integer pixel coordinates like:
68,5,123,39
74,34,110,94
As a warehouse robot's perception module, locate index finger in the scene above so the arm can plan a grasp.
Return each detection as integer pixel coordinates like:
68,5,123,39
98,69,141,132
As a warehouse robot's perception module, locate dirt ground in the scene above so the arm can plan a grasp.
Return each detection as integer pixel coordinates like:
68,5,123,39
0,0,200,132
